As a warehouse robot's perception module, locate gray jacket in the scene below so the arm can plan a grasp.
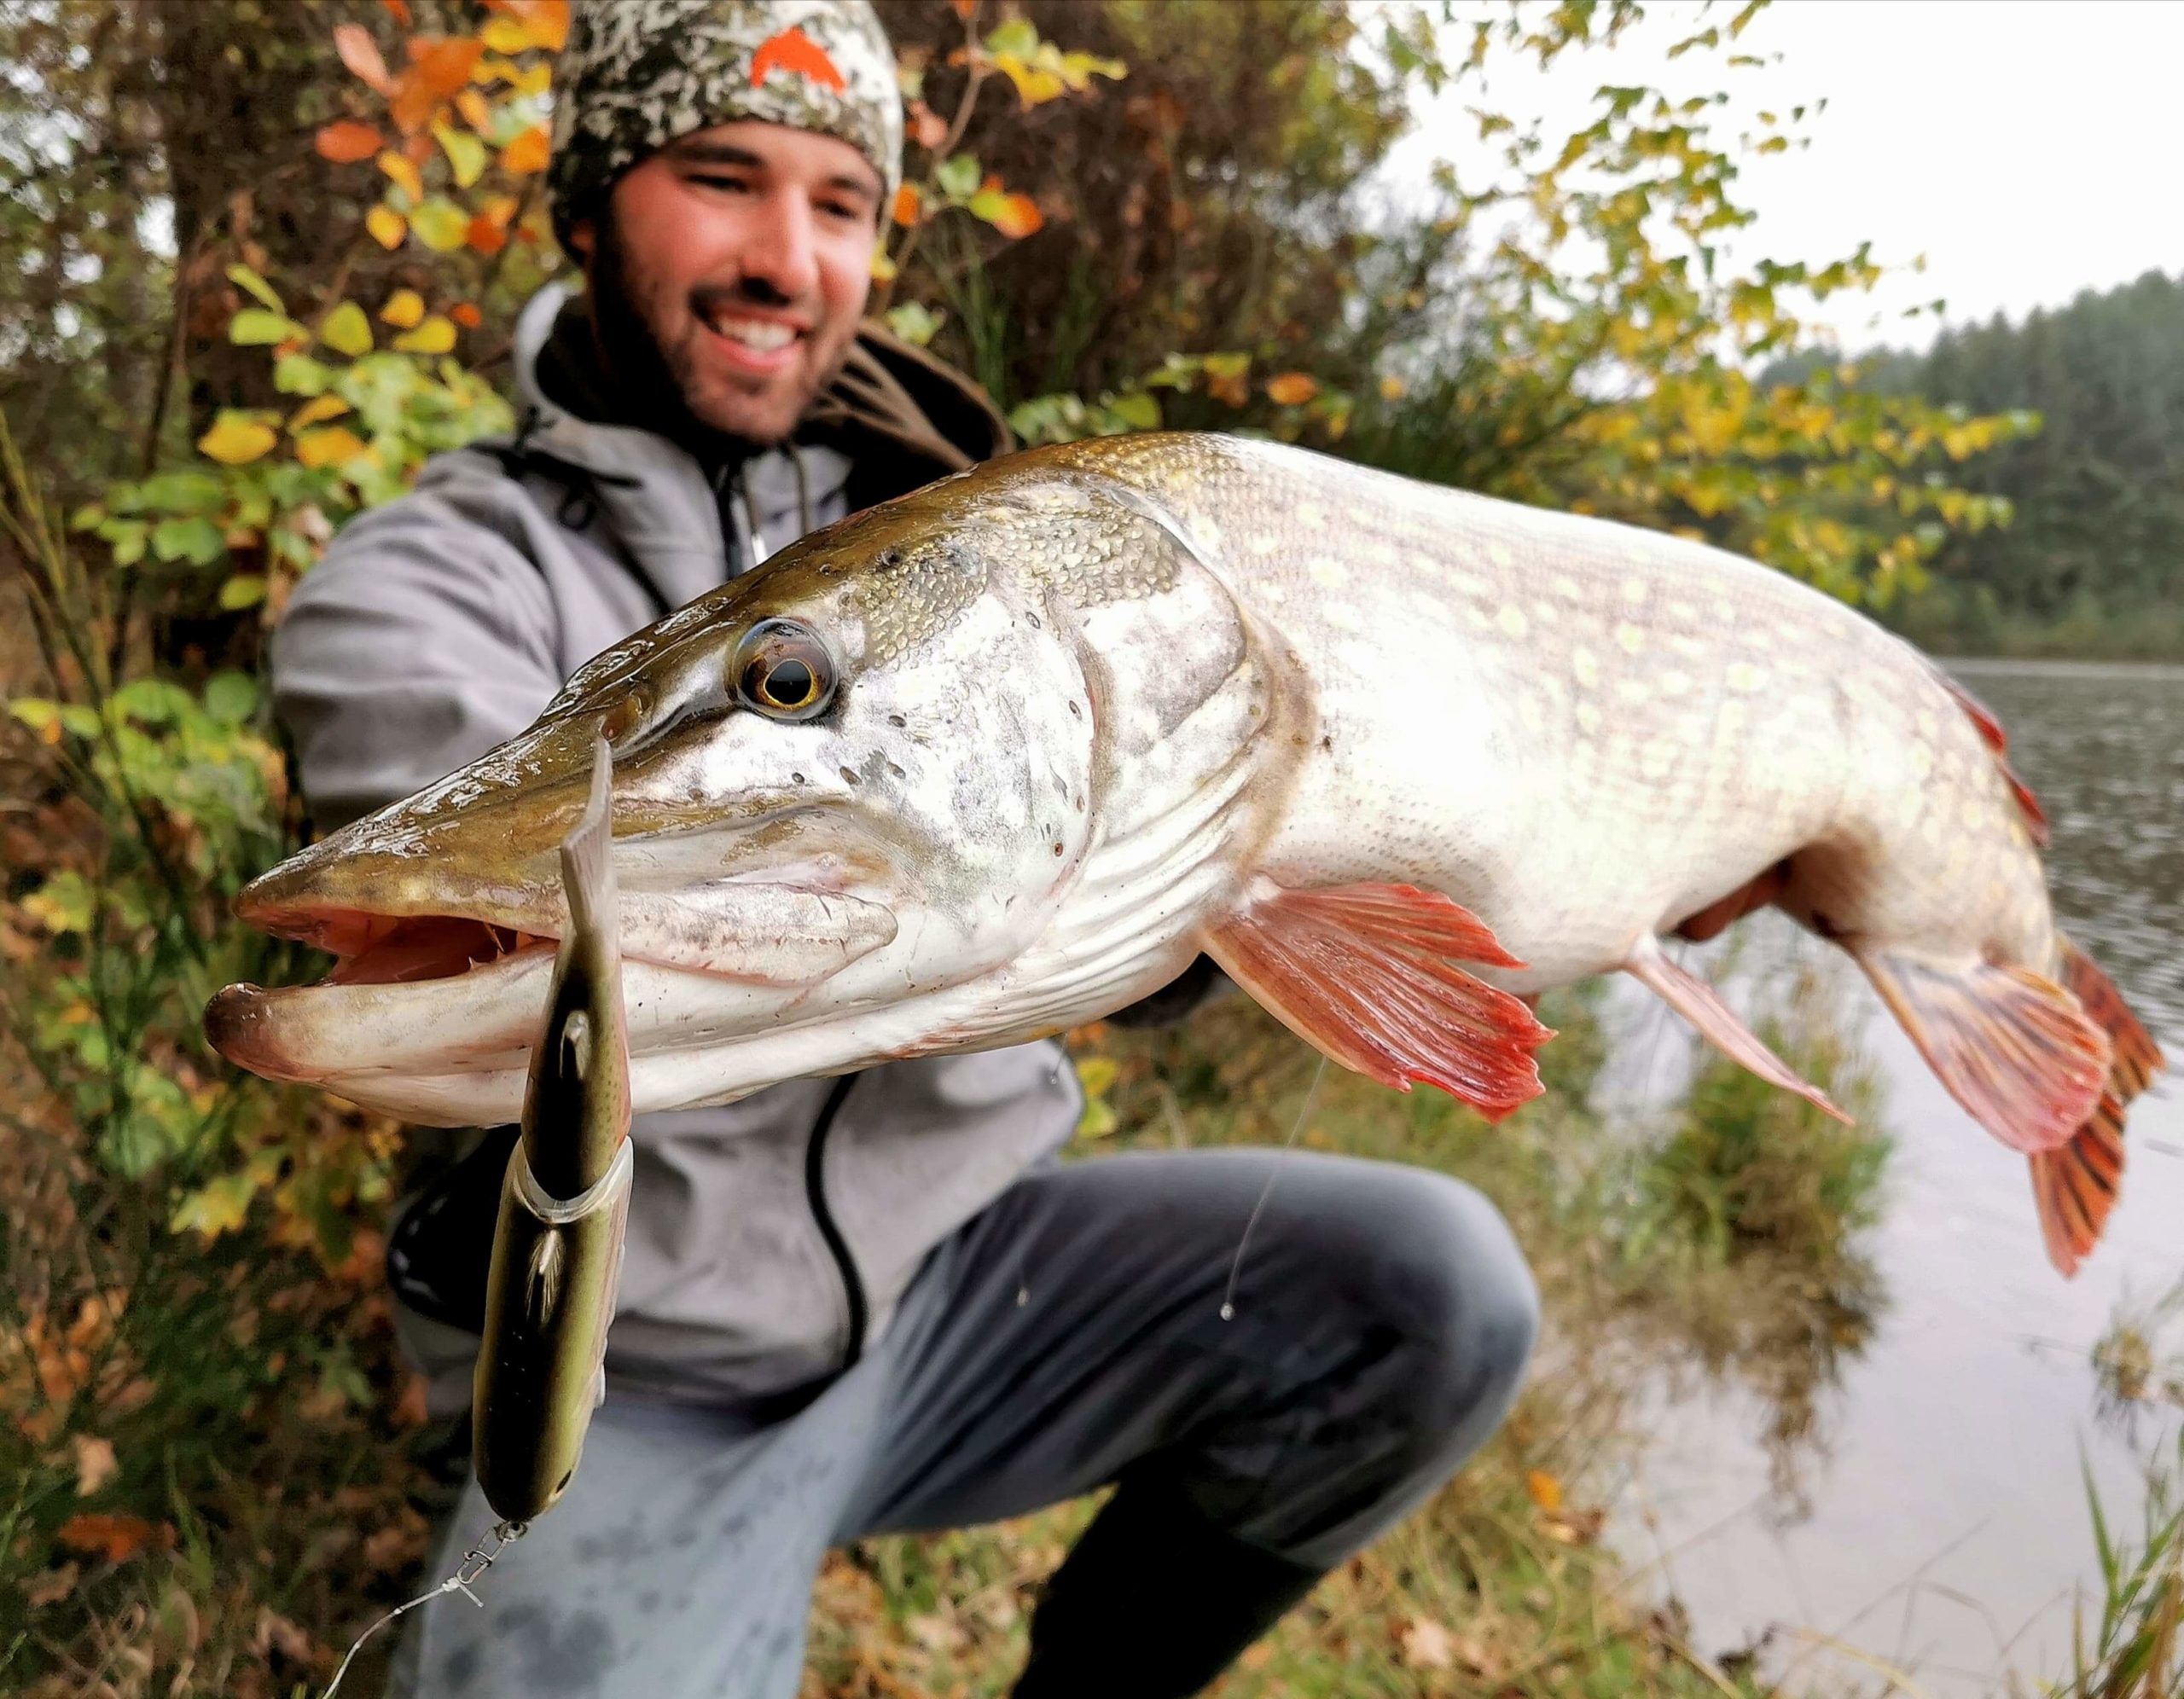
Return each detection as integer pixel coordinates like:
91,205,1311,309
272,283,1083,1410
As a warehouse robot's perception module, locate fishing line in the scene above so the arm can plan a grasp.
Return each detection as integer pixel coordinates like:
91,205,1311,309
1219,1055,1327,1321
317,1519,527,1698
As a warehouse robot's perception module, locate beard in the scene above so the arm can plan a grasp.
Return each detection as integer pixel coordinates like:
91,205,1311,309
584,210,846,459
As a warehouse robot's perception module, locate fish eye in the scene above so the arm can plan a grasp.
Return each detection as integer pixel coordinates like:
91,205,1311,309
732,618,838,722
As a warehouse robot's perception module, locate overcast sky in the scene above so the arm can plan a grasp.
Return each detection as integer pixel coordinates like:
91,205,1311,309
1381,0,2181,351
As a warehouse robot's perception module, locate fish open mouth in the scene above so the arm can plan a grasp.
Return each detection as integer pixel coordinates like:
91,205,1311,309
246,903,561,989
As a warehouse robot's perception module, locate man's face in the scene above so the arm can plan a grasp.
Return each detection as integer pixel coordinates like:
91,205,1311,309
573,120,885,448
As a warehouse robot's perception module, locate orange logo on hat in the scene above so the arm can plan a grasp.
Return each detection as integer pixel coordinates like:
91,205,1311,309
751,26,846,90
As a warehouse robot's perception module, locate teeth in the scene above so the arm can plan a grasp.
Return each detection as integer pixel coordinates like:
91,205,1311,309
711,316,797,352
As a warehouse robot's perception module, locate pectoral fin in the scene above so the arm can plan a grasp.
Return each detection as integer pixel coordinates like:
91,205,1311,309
1205,881,1553,1121
1623,936,1851,1123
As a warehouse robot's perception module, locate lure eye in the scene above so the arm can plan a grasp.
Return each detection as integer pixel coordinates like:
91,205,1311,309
732,618,838,722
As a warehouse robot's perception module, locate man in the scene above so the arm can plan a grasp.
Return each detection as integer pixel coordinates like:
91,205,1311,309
273,3,1539,1694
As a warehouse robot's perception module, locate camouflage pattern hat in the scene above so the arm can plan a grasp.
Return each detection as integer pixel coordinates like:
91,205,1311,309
549,0,903,249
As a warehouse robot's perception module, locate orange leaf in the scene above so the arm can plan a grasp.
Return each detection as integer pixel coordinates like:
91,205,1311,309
380,0,412,23
500,125,550,175
482,0,568,51
408,35,485,96
1265,371,1319,406
1525,1468,1564,1512
375,149,424,201
950,0,977,17
57,1512,159,1563
333,23,393,96
365,206,406,250
465,214,508,254
450,301,483,328
892,183,922,228
751,26,845,90
990,193,1043,240
387,72,440,136
455,87,491,132
909,101,948,152
314,120,383,164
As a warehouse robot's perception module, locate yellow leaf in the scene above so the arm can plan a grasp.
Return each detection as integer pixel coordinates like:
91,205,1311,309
375,148,424,201
295,426,369,469
1266,372,1319,406
410,198,469,252
1379,374,1406,402
321,301,374,357
365,205,407,250
992,51,1066,106
197,414,277,466
1074,1056,1118,1098
433,119,487,188
479,14,533,52
1525,1468,1563,1512
870,248,898,284
513,60,552,97
288,395,351,430
392,315,457,355
379,287,426,328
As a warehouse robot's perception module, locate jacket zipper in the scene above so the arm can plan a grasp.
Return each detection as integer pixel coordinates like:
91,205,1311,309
804,1075,868,1370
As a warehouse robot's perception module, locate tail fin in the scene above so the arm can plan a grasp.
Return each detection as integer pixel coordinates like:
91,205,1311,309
558,734,619,947
2031,939,2165,1276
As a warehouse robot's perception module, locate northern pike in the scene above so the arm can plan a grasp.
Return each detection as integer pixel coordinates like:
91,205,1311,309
470,736,631,1523
205,432,2163,1275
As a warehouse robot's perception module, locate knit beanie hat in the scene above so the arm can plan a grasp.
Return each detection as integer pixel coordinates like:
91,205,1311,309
548,0,903,251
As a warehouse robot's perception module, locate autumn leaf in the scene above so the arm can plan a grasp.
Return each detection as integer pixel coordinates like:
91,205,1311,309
432,120,487,188
379,288,426,328
482,0,569,51
455,87,491,132
320,301,374,357
224,262,283,313
288,395,352,430
908,101,948,152
374,149,423,203
501,125,549,175
381,0,412,22
869,248,899,284
450,301,484,329
57,1512,160,1563
73,1435,119,1496
1380,373,1407,402
891,183,922,228
1266,372,1319,406
198,414,277,466
1525,1467,1563,1512
408,35,485,96
989,192,1043,240
296,426,369,469
393,315,458,355
410,198,469,252
229,309,307,346
333,22,393,95
465,213,508,254
315,120,383,164
365,206,407,250
993,52,1066,107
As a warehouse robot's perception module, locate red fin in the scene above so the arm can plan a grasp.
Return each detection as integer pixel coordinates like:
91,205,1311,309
2030,1094,2126,1277
2059,937,2164,1103
1858,951,2109,1155
1932,669,2049,846
2029,938,2166,1276
1624,937,1851,1123
1205,882,1553,1121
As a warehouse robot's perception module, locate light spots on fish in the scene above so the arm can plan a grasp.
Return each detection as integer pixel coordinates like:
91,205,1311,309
1640,739,1676,781
1246,533,1282,559
1576,701,1603,734
1670,633,1706,659
1259,581,1288,605
1517,693,1544,734
1726,661,1764,693
1571,647,1600,687
1614,622,1645,655
1531,600,1557,627
1497,604,1528,639
1659,670,1692,697
1323,600,1366,633
1296,501,1327,529
1621,577,1649,606
1363,539,1403,569
1307,556,1348,590
1615,676,1651,706
1487,540,1514,569
1910,744,1935,780
1553,575,1581,600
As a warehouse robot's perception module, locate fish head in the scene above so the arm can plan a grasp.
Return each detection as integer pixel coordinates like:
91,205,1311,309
206,455,1275,1124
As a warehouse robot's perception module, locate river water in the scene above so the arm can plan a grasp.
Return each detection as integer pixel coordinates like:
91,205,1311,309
1602,659,2184,1693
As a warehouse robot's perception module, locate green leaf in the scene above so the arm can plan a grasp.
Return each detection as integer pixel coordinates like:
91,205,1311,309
224,262,285,314
110,678,194,724
883,302,945,348
274,354,337,396
935,153,981,200
150,514,225,565
69,502,106,530
218,574,268,611
229,309,308,346
202,671,258,727
1107,391,1160,431
321,301,374,358
410,197,469,252
135,472,225,515
107,520,148,565
984,16,1039,57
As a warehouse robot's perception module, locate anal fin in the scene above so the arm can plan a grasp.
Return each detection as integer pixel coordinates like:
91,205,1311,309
1858,950,2109,1156
1623,936,1850,1123
1204,882,1553,1122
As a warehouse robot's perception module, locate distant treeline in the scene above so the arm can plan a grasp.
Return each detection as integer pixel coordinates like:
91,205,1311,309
1831,270,2184,658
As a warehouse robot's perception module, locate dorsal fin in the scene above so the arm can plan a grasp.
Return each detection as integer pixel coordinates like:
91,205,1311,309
1931,667,2049,846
